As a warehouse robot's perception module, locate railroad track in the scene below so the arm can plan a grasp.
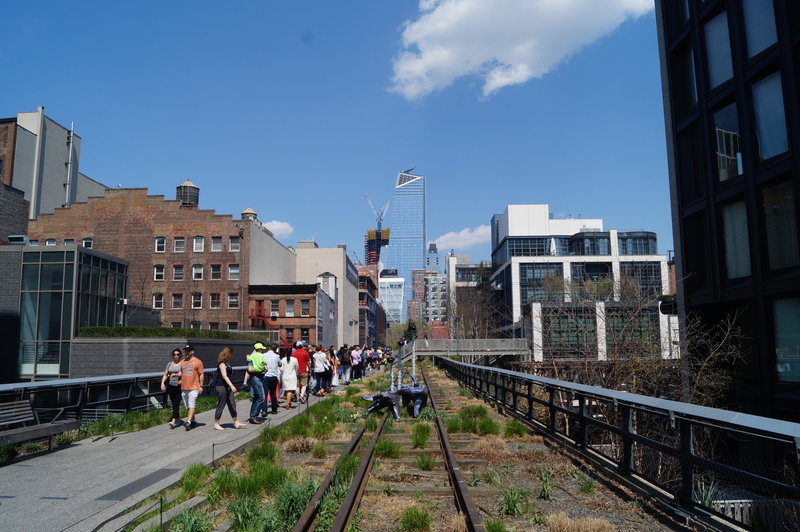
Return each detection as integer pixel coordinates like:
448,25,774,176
292,367,485,532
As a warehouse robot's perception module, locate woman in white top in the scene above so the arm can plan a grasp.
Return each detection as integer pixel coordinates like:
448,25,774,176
281,349,299,409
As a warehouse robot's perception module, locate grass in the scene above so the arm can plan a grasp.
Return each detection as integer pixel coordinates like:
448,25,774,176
374,439,403,459
399,506,432,532
458,387,473,397
503,419,528,437
345,386,363,396
22,441,44,453
271,478,319,530
410,423,431,448
364,415,378,432
180,463,211,498
416,406,435,421
169,508,213,531
311,441,327,458
247,442,279,463
484,519,507,532
577,473,595,494
499,488,530,517
415,455,436,471
0,444,19,463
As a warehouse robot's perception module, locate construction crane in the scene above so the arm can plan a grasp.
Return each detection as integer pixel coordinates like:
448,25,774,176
364,193,391,266
364,194,390,231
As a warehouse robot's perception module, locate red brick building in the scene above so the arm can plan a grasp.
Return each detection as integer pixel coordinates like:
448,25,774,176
248,284,337,348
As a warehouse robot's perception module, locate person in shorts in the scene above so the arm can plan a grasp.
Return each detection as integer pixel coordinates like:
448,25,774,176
292,342,311,403
180,344,205,431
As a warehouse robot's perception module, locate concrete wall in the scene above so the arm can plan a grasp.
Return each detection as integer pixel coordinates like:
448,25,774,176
75,173,108,204
248,220,296,285
70,337,257,378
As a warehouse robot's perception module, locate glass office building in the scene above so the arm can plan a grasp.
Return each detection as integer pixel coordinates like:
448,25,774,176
656,0,800,419
378,269,405,326
384,171,426,322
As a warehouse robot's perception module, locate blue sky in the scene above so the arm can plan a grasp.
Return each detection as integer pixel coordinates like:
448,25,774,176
2,0,671,263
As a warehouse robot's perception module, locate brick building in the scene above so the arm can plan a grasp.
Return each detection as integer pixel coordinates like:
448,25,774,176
27,182,296,331
0,184,28,244
248,284,337,348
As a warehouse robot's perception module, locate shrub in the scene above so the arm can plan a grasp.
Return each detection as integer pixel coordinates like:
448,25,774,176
411,423,431,448
311,441,327,458
415,455,435,471
374,439,403,459
503,419,528,437
247,442,279,463
0,444,19,462
399,506,432,532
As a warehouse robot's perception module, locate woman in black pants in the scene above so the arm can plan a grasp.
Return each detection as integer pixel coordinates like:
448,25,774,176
160,349,183,429
212,347,246,430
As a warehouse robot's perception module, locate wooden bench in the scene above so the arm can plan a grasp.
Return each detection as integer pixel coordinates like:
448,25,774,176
0,400,81,449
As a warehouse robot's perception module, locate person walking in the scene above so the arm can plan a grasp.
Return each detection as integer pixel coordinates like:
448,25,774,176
212,347,246,430
281,349,298,409
312,345,329,396
179,344,204,431
292,342,311,403
264,344,282,415
330,347,340,388
160,348,183,429
246,342,267,424
341,346,352,385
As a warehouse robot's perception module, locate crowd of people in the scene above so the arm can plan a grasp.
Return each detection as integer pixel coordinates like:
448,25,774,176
160,341,394,431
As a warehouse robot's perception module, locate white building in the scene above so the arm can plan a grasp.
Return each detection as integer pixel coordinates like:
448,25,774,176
379,268,404,326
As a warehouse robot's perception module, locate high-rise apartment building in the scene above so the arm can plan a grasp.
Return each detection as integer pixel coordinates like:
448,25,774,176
384,171,426,322
655,0,800,419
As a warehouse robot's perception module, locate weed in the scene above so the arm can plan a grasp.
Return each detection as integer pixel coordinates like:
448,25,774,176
458,387,473,397
484,519,507,532
316,482,349,530
411,423,431,448
416,406,435,421
374,439,403,458
54,431,75,446
272,478,318,530
345,386,362,396
497,464,515,477
538,465,553,500
577,473,595,494
383,483,397,496
529,510,546,525
228,497,265,530
169,508,213,531
477,418,500,435
248,460,287,494
481,469,503,486
467,470,482,487
399,506,432,532
247,442,278,463
458,405,488,421
335,453,360,484
445,418,462,433
499,488,530,516
694,478,719,507
22,441,43,453
0,444,19,462
311,441,327,458
364,415,378,432
503,419,528,437
282,436,316,453
258,426,281,443
211,466,238,499
180,463,211,498
415,455,436,471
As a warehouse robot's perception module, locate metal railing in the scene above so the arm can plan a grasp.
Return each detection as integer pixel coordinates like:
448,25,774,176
436,357,800,531
0,367,248,422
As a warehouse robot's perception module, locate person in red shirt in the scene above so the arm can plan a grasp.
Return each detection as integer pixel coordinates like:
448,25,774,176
292,342,311,404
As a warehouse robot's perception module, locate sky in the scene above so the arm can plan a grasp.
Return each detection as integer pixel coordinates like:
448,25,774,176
2,0,672,263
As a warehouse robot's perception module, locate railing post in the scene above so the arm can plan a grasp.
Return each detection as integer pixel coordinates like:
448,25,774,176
511,377,518,412
620,405,634,474
678,418,695,507
526,381,534,422
577,394,588,448
124,378,137,413
548,387,556,432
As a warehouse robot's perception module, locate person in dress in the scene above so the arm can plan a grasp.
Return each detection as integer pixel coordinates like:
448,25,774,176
281,349,299,409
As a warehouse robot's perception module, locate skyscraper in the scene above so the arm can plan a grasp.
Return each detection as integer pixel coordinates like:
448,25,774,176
655,1,800,420
384,171,426,322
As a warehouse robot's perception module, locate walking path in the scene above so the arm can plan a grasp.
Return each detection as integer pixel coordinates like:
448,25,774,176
0,393,329,531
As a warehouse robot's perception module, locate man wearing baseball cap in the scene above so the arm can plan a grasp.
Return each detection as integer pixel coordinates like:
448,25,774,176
180,344,204,431
246,342,267,423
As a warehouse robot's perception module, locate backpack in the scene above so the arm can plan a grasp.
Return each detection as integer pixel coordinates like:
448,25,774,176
343,351,352,365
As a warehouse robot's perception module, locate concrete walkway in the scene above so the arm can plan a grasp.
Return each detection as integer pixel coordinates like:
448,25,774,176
0,392,330,531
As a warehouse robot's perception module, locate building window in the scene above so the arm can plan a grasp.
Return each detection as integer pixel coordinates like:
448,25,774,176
762,180,799,270
155,237,166,253
752,72,788,161
82,238,93,249
773,298,800,383
721,200,751,279
712,102,741,182
300,328,309,343
270,300,279,315
227,322,239,331
171,322,182,328
64,239,75,245
173,264,184,281
286,329,294,344
285,299,295,317
154,265,165,281
301,299,310,317
210,264,222,280
670,43,697,117
172,293,183,309
209,322,219,330
229,236,240,252
193,236,204,252
45,239,56,246
210,293,221,309
211,236,222,252
192,264,203,280
742,0,777,58
228,293,239,309
192,293,202,309
153,293,164,309
190,321,201,329
174,237,185,253
704,11,733,89
228,264,239,280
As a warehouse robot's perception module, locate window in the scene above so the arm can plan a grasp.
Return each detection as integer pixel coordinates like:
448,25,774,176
153,293,164,309
270,300,279,315
228,293,239,309
82,238,93,249
193,236,204,252
712,103,741,182
211,236,222,252
285,299,295,317
64,239,75,245
29,240,39,246
192,293,202,309
721,200,751,279
171,322,182,328
172,293,183,309
190,321,201,329
210,264,222,280
704,12,733,89
173,264,184,281
762,180,799,270
773,298,800,383
301,299,310,317
227,322,239,331
155,237,166,253
192,264,203,280
210,293,221,309
45,239,56,246
752,73,788,161
300,328,309,342
286,329,294,344
154,265,165,281
174,237,185,253
742,0,777,58
229,236,240,252
209,322,219,330
228,264,239,280
671,43,697,117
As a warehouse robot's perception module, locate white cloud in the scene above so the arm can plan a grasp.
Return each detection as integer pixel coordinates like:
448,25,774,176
264,220,294,238
391,0,653,99
434,225,490,250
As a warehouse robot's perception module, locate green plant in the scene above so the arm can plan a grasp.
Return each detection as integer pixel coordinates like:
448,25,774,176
445,418,461,433
694,478,720,507
311,441,327,458
247,442,279,463
416,406,435,421
467,470,482,487
228,497,265,531
399,506,432,532
364,415,378,432
481,469,502,486
334,453,360,484
415,455,435,471
477,418,500,435
458,405,489,421
484,519,507,532
458,387,473,397
180,463,211,497
248,461,287,494
503,419,528,437
345,386,362,396
410,423,431,448
0,444,19,462
315,482,349,531
169,508,213,531
374,439,403,458
577,473,595,494
383,483,397,496
529,511,547,525
22,441,44,453
538,465,553,500
211,466,238,499
499,488,529,517
272,479,318,530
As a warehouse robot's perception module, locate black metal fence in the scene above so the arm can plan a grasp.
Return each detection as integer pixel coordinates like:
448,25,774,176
436,357,800,531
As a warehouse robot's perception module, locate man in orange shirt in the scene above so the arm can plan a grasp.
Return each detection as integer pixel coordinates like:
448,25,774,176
180,344,205,431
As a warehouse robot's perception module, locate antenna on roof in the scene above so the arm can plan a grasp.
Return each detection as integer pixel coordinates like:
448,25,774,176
402,167,416,174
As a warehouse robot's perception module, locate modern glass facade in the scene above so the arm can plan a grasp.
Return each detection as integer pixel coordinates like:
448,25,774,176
384,172,426,322
378,274,405,326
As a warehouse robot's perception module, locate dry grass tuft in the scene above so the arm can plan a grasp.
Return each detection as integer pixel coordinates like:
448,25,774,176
475,435,508,453
443,512,468,532
282,436,318,453
547,512,615,532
